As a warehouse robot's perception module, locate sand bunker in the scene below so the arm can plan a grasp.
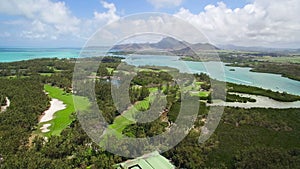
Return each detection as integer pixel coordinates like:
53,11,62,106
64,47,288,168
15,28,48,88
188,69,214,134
1,97,10,112
40,99,66,123
40,124,51,133
39,98,66,133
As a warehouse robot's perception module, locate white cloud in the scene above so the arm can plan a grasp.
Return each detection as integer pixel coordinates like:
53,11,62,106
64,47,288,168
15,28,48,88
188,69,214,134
87,14,210,47
174,0,300,48
147,0,184,9
0,0,121,43
94,1,120,24
0,0,80,34
77,1,120,40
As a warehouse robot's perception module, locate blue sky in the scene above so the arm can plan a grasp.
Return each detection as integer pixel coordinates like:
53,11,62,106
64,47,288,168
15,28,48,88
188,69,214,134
0,0,299,48
56,0,249,17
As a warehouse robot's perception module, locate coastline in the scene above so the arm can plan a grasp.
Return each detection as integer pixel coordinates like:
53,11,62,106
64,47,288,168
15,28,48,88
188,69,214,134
209,92,300,109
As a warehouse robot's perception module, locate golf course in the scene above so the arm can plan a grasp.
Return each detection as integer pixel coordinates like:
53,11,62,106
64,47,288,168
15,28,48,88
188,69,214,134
38,84,90,136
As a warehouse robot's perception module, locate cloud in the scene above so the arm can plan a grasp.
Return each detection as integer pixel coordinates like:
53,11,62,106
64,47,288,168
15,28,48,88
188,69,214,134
78,1,120,40
86,14,210,47
94,1,120,24
147,0,184,9
0,0,121,44
174,0,300,48
0,0,80,34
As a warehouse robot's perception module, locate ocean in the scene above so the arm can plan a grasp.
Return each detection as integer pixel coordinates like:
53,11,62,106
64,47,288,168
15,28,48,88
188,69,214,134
0,48,80,62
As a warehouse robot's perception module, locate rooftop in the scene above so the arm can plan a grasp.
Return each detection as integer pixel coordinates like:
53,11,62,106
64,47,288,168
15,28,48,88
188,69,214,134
114,151,175,169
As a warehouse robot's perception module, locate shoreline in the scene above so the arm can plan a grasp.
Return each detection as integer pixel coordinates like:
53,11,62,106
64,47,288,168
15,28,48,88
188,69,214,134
209,92,300,109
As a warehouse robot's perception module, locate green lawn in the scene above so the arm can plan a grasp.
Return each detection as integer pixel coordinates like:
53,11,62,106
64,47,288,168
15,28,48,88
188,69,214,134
38,85,90,136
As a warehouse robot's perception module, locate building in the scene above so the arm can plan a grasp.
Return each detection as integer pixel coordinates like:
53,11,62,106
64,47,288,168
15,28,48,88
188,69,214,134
114,151,175,169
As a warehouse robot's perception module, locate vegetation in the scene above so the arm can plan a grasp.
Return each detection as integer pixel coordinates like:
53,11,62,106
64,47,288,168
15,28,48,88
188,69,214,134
256,56,300,64
0,57,299,168
205,107,300,168
227,82,300,102
108,87,157,135
226,93,256,103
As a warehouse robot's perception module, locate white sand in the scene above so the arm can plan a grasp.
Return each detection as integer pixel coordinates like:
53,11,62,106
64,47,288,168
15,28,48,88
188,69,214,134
1,97,10,112
40,124,51,133
40,99,66,123
208,92,300,109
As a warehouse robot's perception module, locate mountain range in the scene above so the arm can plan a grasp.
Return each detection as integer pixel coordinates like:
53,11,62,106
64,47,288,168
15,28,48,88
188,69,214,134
111,37,219,55
111,37,300,55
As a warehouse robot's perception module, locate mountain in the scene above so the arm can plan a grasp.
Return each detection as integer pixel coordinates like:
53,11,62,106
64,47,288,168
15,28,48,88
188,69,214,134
110,37,219,55
151,37,188,50
110,43,154,51
171,43,219,56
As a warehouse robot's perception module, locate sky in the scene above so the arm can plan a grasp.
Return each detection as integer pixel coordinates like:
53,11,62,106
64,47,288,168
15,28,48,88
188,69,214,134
0,0,299,48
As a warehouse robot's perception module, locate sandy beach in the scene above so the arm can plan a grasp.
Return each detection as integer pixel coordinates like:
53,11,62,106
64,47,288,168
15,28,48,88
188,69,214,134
209,92,300,109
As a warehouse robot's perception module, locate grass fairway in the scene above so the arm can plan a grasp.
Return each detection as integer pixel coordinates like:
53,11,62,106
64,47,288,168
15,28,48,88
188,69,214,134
39,85,90,136
190,91,210,97
39,73,53,76
107,88,158,137
106,67,114,74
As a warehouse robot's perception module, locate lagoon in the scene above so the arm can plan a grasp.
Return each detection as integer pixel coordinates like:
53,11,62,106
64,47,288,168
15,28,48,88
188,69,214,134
123,55,300,96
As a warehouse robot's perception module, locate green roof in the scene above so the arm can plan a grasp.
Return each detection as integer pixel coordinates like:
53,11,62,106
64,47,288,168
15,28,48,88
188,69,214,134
114,151,175,169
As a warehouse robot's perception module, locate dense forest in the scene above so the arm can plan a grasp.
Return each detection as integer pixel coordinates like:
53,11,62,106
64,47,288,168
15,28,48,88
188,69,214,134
0,58,299,168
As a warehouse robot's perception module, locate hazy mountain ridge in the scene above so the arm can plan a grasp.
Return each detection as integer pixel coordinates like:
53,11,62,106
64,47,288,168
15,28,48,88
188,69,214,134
111,37,300,55
218,44,300,54
111,37,219,55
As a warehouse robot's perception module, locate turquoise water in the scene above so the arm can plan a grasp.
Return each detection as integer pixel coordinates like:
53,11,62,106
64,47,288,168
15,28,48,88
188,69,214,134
124,55,300,96
0,49,299,96
0,48,80,62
